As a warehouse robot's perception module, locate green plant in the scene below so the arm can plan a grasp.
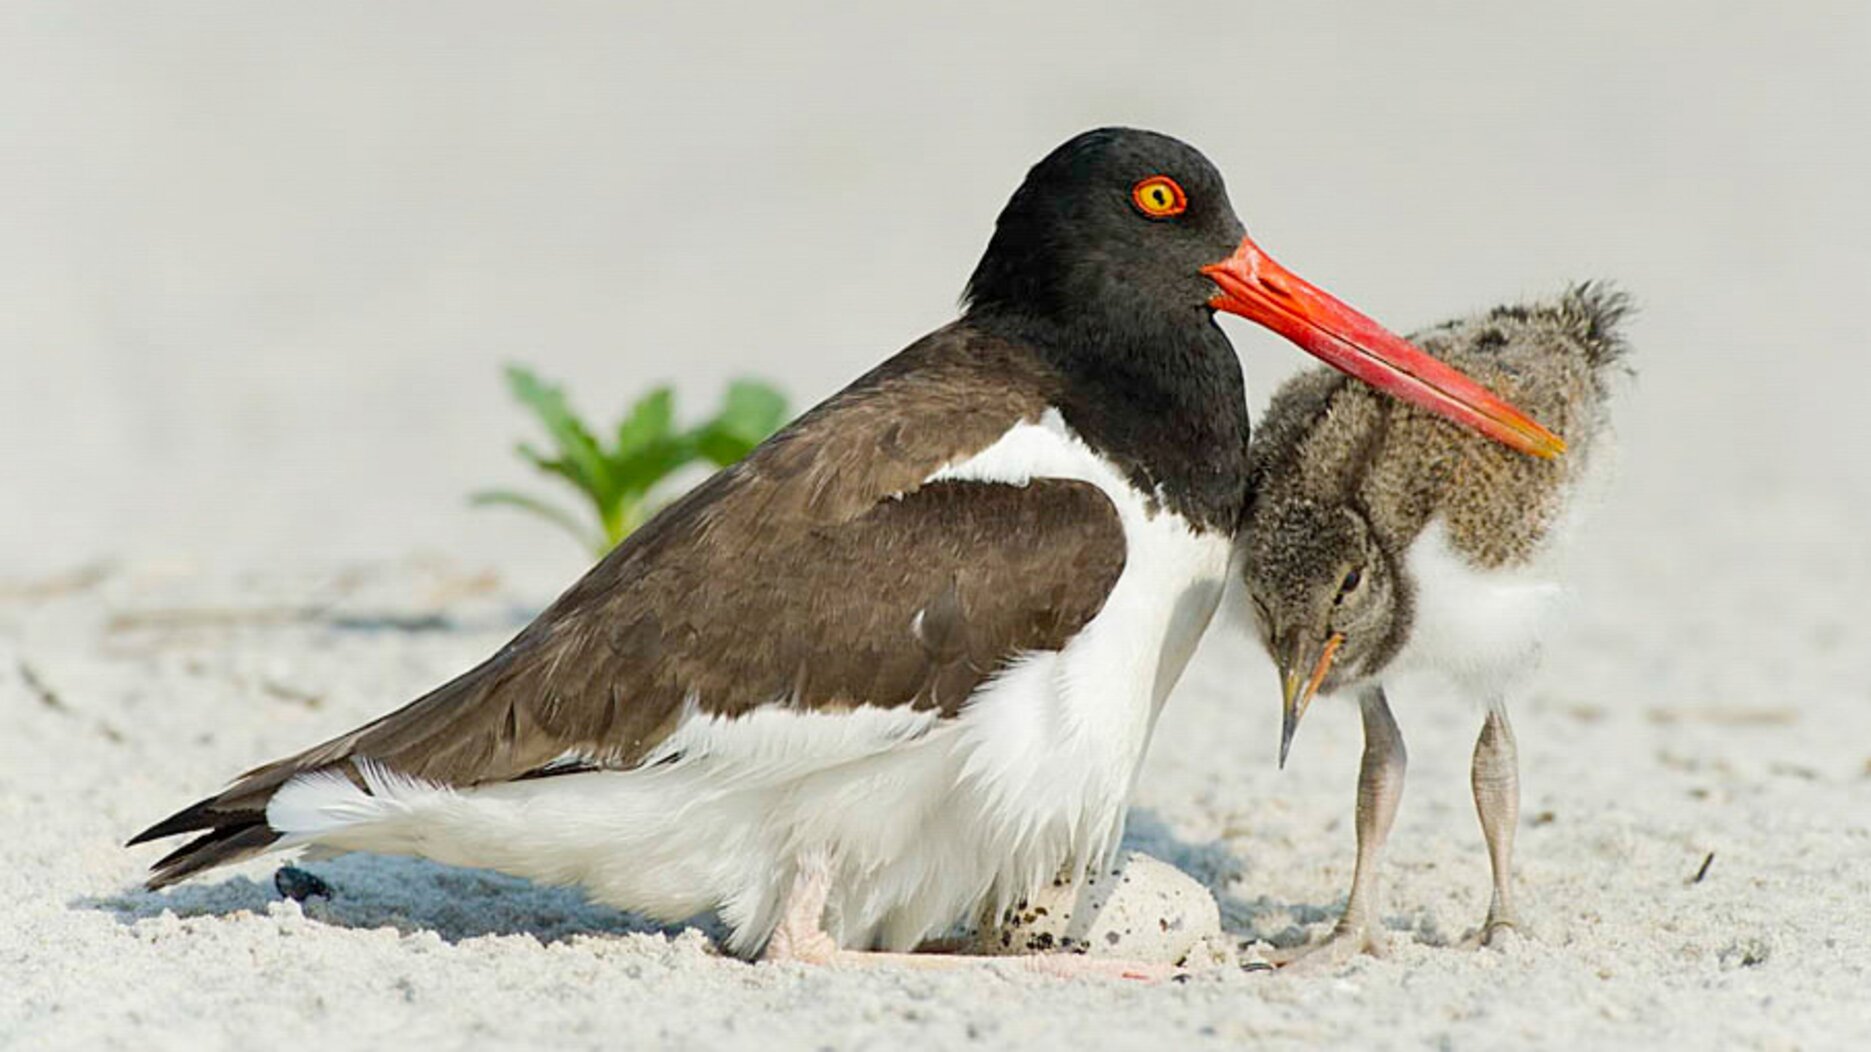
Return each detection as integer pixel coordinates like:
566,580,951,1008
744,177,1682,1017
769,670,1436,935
471,366,789,555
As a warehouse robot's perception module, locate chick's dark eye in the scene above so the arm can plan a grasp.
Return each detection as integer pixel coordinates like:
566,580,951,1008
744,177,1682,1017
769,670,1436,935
1338,568,1362,596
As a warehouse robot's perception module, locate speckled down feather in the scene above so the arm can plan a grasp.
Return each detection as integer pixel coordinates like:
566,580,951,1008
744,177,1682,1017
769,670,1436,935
1244,282,1632,572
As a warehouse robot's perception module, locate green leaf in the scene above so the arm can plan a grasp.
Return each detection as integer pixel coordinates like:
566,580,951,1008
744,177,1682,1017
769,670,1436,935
693,380,788,467
613,435,700,498
609,388,696,499
468,489,604,555
503,365,617,508
514,442,595,498
603,495,651,550
691,428,752,468
614,387,675,460
514,440,560,472
476,368,791,553
716,379,789,443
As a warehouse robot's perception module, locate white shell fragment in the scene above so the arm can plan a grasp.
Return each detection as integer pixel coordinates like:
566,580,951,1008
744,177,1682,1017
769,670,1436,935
975,850,1222,964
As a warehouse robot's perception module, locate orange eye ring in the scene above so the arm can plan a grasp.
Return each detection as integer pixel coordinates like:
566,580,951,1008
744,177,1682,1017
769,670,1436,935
1130,175,1188,218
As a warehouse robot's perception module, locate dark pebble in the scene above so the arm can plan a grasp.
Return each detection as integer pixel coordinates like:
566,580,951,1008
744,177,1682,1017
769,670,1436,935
275,866,332,902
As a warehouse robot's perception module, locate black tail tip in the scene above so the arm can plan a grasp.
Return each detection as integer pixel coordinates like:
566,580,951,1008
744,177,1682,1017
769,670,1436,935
139,822,282,889
126,800,219,848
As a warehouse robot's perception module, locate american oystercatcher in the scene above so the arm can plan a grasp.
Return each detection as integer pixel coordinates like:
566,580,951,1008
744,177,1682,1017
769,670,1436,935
1237,284,1628,966
132,128,1560,977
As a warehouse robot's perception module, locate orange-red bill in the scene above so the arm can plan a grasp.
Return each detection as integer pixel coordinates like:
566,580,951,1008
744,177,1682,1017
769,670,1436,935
1279,632,1344,768
1202,235,1565,459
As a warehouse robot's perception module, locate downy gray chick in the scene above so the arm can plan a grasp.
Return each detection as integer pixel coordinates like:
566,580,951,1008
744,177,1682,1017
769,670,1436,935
1237,283,1631,965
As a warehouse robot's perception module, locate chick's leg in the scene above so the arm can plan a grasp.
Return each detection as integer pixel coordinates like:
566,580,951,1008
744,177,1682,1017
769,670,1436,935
1469,705,1522,946
1283,685,1405,970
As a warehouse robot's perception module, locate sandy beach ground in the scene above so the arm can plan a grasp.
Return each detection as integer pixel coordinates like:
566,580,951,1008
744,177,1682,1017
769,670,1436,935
4,4,1868,1049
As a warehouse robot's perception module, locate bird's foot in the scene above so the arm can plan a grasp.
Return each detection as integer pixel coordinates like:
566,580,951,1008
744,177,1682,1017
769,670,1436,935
1273,919,1389,972
761,857,843,966
762,915,841,966
1009,954,1187,983
1460,914,1526,950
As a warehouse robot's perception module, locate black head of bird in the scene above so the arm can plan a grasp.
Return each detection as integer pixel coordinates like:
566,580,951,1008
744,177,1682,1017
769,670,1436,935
965,129,1246,338
964,128,1564,460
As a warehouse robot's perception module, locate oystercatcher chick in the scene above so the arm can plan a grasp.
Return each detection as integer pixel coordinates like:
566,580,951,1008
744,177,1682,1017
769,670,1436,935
1236,284,1630,967
129,128,1559,979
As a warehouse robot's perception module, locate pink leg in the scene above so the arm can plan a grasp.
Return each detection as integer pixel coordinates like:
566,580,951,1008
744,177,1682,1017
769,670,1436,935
1279,686,1405,971
1467,706,1524,947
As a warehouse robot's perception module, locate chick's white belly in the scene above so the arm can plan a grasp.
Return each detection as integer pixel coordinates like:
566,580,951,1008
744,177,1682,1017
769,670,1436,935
1390,519,1565,697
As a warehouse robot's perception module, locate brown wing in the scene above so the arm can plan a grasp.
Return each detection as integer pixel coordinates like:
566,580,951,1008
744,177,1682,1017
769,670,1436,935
132,325,1129,885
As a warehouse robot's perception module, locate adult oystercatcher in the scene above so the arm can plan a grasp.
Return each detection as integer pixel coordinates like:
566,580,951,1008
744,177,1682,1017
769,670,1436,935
131,128,1560,977
1237,284,1629,967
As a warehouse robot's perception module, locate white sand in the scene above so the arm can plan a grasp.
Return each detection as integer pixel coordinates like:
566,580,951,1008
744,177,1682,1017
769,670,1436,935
4,4,1869,1050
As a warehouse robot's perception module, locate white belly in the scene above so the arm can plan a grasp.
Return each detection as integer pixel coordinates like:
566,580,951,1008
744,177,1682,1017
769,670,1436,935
267,410,1231,954
1390,519,1565,699
1388,430,1610,701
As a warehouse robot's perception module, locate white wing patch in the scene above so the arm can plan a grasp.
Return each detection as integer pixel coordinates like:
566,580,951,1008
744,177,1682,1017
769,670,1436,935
640,703,943,779
925,407,1130,494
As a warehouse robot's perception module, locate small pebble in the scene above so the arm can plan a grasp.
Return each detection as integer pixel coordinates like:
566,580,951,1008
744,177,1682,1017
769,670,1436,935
275,865,333,902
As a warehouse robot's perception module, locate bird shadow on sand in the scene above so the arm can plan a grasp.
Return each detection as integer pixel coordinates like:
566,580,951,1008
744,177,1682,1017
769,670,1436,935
1121,808,1419,952
77,853,720,947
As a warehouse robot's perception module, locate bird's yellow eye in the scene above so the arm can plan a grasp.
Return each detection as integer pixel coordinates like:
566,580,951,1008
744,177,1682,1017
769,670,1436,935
1130,175,1187,218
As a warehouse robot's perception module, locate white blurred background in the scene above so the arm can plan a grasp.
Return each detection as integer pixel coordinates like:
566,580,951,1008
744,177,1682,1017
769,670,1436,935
3,2,1867,588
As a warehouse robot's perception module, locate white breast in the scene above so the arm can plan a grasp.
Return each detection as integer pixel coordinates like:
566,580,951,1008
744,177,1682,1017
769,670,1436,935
266,409,1232,956
1387,429,1614,703
912,408,1232,917
1390,519,1565,699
